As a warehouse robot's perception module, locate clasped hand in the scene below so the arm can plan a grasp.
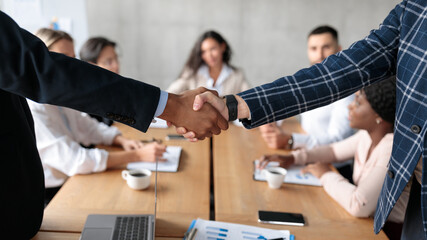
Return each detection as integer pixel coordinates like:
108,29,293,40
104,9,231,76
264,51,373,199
158,87,229,140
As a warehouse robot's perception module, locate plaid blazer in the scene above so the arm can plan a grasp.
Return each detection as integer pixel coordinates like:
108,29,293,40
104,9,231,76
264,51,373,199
238,0,426,236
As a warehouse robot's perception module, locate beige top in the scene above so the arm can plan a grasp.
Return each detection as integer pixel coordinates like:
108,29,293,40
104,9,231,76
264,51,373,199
292,130,409,223
167,64,250,96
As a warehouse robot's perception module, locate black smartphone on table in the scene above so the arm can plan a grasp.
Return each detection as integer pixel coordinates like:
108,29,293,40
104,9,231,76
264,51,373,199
258,210,305,226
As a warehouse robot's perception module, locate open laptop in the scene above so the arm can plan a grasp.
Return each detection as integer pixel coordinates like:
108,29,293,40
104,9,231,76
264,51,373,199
80,214,154,240
80,159,160,240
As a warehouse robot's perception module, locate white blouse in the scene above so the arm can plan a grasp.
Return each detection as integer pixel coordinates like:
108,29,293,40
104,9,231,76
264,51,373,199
292,94,355,149
197,63,233,96
27,100,121,188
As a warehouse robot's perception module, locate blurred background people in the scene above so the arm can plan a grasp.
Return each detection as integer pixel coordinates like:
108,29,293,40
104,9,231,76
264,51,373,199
259,26,355,180
79,37,121,125
30,28,166,206
258,77,408,240
167,30,250,96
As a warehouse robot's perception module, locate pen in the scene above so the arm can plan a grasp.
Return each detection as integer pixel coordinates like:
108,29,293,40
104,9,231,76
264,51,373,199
140,138,162,144
186,227,197,240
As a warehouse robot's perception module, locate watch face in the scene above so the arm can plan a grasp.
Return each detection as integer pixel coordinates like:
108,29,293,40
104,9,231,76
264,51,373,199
287,137,294,150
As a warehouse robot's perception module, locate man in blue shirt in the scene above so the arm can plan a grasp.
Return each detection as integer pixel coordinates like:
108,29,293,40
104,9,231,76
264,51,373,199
188,0,426,238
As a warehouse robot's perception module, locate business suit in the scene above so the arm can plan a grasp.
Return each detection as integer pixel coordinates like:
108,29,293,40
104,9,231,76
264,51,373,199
238,0,426,237
0,11,160,239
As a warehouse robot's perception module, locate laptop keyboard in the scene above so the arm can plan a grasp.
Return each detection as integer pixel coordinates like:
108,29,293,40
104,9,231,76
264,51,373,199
112,216,149,240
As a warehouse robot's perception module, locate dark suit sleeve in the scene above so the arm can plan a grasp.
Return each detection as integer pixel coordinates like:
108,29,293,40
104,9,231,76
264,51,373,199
0,11,160,132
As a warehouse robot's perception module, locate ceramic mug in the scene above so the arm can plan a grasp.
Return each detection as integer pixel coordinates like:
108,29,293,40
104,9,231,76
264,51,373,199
121,169,151,190
262,167,287,189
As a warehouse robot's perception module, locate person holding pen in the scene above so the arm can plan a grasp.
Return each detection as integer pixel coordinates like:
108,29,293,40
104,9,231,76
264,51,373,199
29,28,167,206
258,77,408,239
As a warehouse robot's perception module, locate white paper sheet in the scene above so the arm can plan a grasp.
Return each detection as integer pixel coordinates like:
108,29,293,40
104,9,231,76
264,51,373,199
254,160,322,186
149,118,169,128
191,218,291,240
127,146,182,172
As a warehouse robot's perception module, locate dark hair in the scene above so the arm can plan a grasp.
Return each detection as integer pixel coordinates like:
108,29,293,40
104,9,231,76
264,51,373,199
308,25,338,42
362,76,396,125
79,37,116,63
181,30,233,77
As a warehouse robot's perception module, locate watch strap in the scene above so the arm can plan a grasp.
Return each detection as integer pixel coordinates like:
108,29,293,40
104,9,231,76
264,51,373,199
225,95,238,121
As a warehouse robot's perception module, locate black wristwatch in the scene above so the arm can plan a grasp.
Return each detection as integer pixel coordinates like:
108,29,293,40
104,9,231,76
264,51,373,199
224,95,238,121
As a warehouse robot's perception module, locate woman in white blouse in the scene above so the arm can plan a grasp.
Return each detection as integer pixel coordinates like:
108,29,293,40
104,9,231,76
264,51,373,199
167,30,250,96
31,28,166,206
258,77,408,239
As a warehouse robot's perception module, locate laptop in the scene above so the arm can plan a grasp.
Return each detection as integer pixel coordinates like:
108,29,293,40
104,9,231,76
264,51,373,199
80,214,154,240
80,159,160,240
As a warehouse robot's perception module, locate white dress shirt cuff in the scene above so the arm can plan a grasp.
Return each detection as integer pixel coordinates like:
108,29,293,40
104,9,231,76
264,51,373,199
292,133,317,149
154,90,168,118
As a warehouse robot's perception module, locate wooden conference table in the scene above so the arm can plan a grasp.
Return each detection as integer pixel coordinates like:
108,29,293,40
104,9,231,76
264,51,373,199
37,120,387,239
39,123,210,238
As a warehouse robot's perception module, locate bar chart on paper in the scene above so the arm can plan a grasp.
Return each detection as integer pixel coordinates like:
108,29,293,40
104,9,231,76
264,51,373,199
188,219,291,240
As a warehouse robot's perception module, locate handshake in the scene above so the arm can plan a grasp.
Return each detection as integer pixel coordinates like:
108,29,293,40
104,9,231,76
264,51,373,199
158,87,250,141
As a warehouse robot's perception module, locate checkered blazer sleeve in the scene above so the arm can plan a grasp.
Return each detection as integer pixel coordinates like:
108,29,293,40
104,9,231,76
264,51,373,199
237,2,404,129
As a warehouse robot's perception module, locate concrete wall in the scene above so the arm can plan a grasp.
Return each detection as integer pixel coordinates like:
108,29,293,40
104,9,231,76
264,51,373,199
4,0,400,90
85,0,400,90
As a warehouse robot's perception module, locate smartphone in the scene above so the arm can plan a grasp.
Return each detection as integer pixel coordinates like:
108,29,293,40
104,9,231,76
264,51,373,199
165,134,187,141
258,210,305,226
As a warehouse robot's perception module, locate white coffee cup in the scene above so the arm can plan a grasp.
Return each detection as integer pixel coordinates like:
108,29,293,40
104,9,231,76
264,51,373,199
262,167,287,189
121,169,151,190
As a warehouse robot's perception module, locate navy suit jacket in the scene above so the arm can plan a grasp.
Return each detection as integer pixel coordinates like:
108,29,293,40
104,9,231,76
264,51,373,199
238,0,426,237
0,11,160,238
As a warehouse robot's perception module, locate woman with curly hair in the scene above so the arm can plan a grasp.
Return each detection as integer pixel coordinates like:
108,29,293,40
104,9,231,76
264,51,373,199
167,30,250,96
258,77,408,239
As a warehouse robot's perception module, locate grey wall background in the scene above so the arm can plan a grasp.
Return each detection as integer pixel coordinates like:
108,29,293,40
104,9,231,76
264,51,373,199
86,0,400,90
2,0,401,90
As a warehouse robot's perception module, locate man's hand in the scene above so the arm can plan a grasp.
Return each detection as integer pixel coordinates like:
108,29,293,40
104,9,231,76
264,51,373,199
159,87,228,140
193,91,229,120
175,91,251,140
259,123,291,149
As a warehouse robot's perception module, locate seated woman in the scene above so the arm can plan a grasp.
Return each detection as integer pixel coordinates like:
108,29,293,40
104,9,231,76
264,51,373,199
258,77,408,239
167,30,250,96
79,37,121,125
31,28,166,206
